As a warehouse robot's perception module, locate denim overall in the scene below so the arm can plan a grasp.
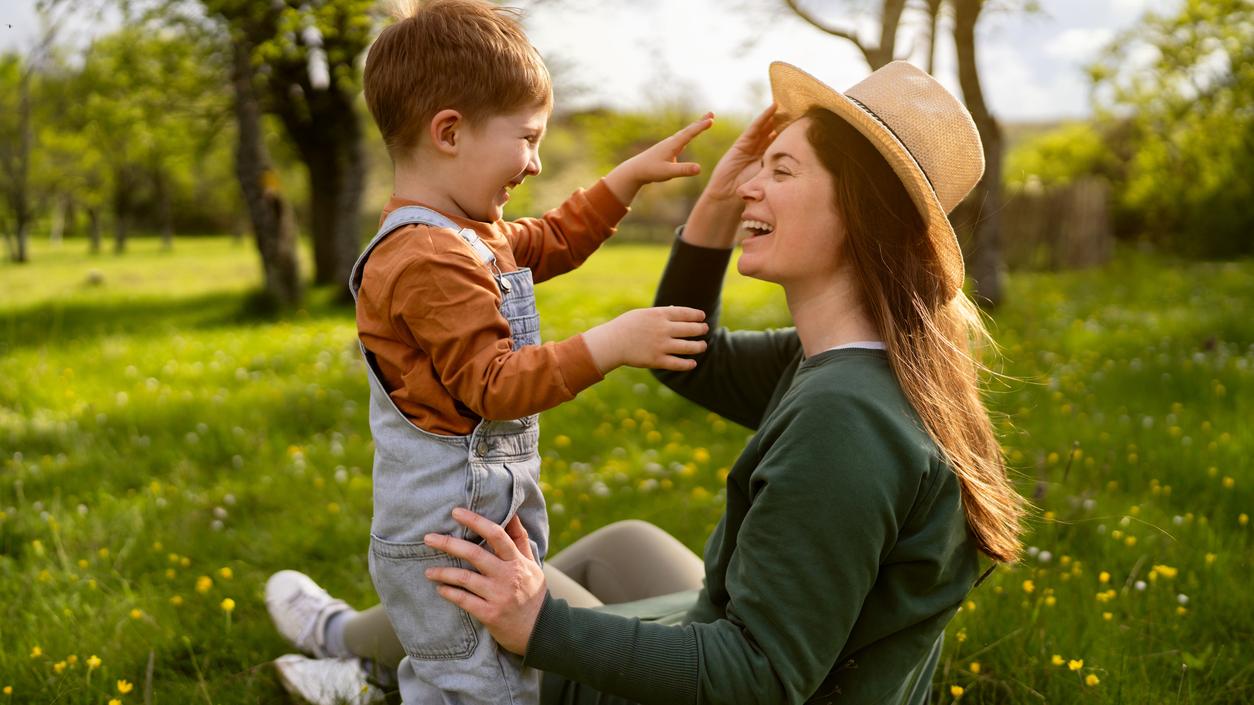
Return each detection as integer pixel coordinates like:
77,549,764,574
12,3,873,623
349,207,547,704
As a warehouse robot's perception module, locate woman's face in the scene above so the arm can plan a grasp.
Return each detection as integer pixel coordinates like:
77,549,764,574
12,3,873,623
735,118,846,288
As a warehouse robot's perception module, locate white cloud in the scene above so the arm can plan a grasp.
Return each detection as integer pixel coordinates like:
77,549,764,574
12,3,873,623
1045,28,1115,64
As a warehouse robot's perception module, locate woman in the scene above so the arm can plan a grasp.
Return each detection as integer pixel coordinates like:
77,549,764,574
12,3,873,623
269,60,1024,705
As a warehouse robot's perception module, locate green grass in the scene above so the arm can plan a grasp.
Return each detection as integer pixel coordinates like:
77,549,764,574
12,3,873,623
0,236,1250,703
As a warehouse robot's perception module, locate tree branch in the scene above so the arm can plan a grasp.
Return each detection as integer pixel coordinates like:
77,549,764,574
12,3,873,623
782,0,874,65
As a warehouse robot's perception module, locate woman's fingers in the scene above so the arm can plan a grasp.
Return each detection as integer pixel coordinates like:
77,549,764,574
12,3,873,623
504,514,536,561
426,564,493,598
451,507,523,563
435,584,491,620
424,532,498,574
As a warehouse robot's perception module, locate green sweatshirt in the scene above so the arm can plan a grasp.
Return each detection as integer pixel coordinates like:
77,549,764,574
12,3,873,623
524,237,982,705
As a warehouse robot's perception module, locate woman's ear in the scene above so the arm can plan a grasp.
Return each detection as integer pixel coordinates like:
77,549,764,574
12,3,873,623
429,109,463,155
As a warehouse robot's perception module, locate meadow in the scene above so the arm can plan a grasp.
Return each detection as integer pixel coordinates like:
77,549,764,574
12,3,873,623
0,236,1250,704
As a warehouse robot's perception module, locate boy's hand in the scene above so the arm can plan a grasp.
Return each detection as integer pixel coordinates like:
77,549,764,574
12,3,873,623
582,306,708,374
604,114,715,206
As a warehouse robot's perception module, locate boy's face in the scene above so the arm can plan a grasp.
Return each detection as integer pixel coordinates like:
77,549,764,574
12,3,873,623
451,103,550,222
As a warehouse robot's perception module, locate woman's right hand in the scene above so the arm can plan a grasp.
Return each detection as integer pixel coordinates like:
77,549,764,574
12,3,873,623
683,105,778,249
701,104,778,203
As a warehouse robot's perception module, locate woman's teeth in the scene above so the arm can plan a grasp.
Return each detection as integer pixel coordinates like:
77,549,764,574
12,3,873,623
741,219,774,236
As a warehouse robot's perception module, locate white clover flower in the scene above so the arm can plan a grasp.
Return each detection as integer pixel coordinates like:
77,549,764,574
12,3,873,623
1135,580,1147,591
1177,594,1189,605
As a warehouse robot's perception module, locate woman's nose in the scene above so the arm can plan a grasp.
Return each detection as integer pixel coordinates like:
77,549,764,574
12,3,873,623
737,169,763,201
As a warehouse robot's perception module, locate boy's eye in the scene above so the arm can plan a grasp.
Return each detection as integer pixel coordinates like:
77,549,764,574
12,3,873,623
525,135,540,145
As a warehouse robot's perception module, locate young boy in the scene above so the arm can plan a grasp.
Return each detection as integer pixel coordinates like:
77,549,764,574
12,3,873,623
318,1,708,703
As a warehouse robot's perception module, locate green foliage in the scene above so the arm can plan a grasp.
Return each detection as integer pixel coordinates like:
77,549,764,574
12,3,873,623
1,239,1251,702
1004,122,1113,191
1089,0,1254,256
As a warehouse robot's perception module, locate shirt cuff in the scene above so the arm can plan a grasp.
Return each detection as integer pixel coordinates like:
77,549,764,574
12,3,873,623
585,179,631,228
554,334,604,395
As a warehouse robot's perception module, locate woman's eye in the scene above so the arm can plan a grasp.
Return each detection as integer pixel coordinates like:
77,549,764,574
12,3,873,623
773,168,791,178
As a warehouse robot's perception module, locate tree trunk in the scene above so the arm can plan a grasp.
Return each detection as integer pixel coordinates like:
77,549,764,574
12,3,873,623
925,0,943,75
88,207,102,255
156,166,174,251
276,85,365,293
11,62,33,264
112,181,129,255
952,0,1005,307
230,38,303,309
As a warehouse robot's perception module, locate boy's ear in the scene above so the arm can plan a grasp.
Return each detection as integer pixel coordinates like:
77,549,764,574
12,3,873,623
429,109,463,155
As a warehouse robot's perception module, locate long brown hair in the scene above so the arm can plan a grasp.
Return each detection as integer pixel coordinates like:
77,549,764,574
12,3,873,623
803,107,1024,562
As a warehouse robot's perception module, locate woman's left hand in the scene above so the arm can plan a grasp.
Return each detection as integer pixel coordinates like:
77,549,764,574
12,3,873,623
423,508,547,656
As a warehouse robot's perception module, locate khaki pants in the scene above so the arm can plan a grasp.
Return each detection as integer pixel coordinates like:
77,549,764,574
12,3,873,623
343,520,705,671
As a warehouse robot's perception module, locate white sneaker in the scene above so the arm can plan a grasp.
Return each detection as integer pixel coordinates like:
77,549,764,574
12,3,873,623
274,654,385,705
265,570,352,658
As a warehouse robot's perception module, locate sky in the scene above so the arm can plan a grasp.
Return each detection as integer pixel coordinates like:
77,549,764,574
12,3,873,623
0,0,1181,123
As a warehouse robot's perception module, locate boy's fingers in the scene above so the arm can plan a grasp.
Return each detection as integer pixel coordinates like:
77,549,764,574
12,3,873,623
666,339,707,355
669,116,714,146
663,306,706,322
670,321,709,338
657,355,698,371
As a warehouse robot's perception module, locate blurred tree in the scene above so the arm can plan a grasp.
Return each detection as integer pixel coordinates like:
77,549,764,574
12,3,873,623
1089,0,1254,257
202,0,375,292
0,12,59,264
1005,123,1113,191
72,26,228,253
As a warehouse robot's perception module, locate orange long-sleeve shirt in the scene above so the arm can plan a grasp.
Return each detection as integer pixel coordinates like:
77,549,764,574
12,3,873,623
355,179,628,436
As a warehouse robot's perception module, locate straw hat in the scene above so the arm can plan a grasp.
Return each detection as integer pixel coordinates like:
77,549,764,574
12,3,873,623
769,61,984,297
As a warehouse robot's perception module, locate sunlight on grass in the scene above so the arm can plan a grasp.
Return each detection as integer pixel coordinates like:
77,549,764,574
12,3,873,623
0,237,1250,703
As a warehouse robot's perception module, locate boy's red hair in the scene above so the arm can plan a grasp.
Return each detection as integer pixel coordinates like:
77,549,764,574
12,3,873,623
364,0,552,160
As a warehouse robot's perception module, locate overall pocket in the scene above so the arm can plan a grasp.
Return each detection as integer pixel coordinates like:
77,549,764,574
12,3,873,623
368,535,478,660
465,460,525,544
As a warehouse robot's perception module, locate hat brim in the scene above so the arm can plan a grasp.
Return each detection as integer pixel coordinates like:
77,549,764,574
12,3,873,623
768,62,965,297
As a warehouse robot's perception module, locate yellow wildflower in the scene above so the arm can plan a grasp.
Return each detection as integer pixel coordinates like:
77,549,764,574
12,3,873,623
1068,659,1084,671
1045,596,1057,607
29,646,42,658
1099,571,1110,584
109,700,121,705
1205,553,1217,565
1103,612,1113,621
969,662,981,674
1241,513,1249,527
130,608,143,620
98,547,109,559
1085,674,1100,686
117,680,133,694
2,685,10,695
964,600,975,611
1125,536,1137,547
196,576,213,593
221,598,236,613
1051,654,1065,666
87,655,101,670
218,567,233,580
170,595,184,606
1223,476,1234,488
53,661,67,674
1022,580,1035,594
66,655,77,665
553,434,571,448
1152,565,1178,579
950,685,964,698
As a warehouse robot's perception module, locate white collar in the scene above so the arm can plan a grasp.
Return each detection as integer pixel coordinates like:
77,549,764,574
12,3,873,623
823,340,887,352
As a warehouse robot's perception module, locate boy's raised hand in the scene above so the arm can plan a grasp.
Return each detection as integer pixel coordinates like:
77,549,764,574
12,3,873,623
604,113,715,206
582,306,708,375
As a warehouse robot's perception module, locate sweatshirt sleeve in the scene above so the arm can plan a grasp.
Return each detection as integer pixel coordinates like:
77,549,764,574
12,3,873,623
390,226,602,421
525,393,910,705
501,179,629,284
651,232,802,429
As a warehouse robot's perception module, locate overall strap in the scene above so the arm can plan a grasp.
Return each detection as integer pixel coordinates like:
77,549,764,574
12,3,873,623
348,205,498,301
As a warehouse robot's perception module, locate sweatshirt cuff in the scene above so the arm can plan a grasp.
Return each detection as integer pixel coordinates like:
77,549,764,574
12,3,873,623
554,334,604,395
585,179,631,229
